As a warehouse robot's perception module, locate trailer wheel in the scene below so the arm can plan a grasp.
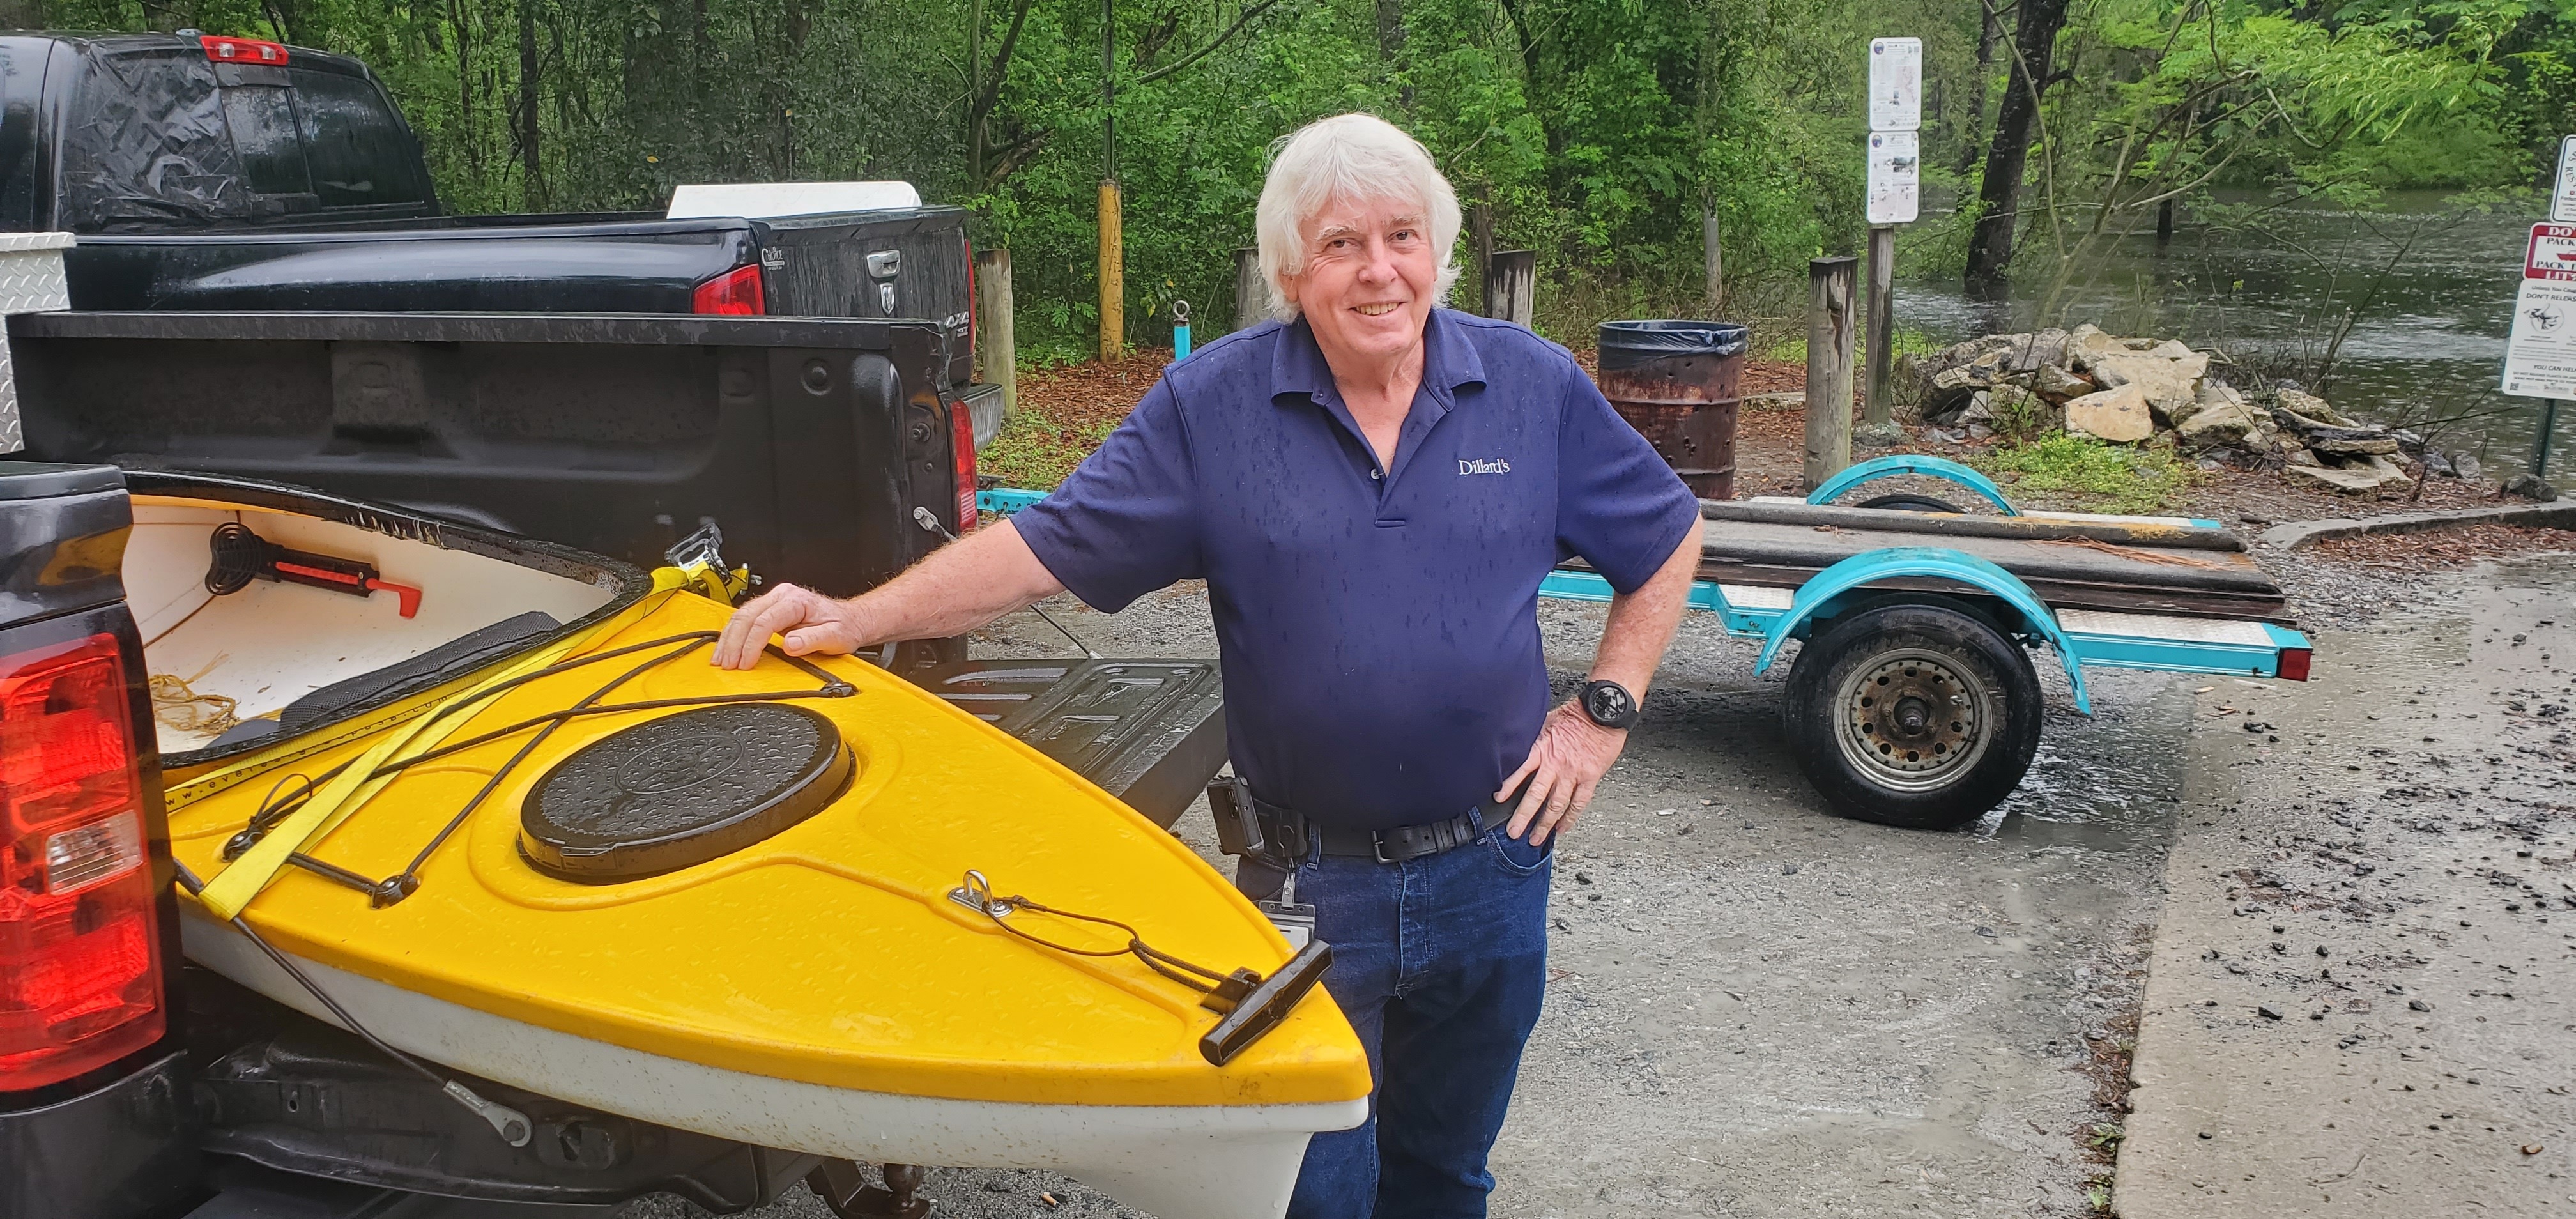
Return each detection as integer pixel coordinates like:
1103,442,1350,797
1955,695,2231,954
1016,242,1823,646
1853,492,1967,513
1782,604,2042,830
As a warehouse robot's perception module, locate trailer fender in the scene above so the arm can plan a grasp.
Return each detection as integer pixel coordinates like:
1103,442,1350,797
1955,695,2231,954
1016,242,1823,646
1752,546,2091,714
1806,454,2021,516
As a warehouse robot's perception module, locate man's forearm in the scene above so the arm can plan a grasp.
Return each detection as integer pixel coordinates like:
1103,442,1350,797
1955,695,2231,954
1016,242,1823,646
1590,518,1703,697
845,519,1067,645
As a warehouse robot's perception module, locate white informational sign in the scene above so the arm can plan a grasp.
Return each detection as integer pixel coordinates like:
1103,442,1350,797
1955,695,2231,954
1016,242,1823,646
2501,277,2576,399
1869,38,1924,132
1866,130,1920,225
2529,222,2576,281
2554,136,2576,224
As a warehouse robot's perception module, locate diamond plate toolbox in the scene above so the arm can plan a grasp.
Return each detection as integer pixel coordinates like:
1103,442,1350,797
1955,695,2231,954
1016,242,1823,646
0,233,75,454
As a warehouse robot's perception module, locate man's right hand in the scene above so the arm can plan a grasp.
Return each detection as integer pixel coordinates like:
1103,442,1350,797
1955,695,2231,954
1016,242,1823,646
712,583,868,669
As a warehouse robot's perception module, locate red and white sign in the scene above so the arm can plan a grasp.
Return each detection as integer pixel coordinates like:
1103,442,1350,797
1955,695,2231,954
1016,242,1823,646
2527,222,2576,280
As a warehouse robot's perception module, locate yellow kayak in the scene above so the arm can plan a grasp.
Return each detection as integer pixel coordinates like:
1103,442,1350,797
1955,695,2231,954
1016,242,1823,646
132,474,1368,1219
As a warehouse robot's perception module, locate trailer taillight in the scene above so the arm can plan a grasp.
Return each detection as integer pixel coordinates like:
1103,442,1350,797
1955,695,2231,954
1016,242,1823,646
200,34,288,64
952,400,978,535
2277,647,2312,682
0,634,164,1092
692,264,767,316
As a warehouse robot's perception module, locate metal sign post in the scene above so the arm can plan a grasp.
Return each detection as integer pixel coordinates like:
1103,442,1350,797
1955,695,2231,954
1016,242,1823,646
1860,38,1921,441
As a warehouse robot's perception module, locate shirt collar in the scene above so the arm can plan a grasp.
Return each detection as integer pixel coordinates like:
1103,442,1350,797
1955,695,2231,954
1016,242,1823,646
1269,307,1490,411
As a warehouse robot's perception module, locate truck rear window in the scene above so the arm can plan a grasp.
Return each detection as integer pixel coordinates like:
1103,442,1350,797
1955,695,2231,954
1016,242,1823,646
291,68,429,210
59,49,257,231
56,49,430,231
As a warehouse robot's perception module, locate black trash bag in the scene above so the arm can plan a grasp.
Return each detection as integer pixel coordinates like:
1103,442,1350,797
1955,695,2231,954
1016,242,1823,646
1597,320,1749,371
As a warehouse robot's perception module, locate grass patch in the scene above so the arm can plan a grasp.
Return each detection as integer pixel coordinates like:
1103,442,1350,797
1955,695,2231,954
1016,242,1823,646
977,404,1118,491
1763,325,1941,368
1977,431,2200,514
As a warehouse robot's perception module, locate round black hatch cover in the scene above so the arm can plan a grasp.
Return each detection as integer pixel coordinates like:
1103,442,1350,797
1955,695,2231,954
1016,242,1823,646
519,703,852,883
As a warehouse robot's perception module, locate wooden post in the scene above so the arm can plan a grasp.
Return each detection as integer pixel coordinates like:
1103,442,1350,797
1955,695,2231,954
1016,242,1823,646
1098,180,1123,361
1488,249,1534,328
1804,256,1857,490
1702,201,1724,314
1863,224,1896,429
1471,199,1494,316
975,246,1017,416
1234,247,1264,334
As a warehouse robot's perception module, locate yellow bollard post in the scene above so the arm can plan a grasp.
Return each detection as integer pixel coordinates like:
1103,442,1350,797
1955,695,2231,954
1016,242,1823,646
1098,180,1124,362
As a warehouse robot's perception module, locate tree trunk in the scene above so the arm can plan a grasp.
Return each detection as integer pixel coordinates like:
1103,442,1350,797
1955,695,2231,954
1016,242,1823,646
1956,1,1998,175
968,0,985,182
518,0,544,210
1962,0,2070,295
1376,0,1409,107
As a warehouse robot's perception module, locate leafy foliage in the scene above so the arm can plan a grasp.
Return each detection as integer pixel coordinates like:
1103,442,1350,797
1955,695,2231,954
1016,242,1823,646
33,0,2568,347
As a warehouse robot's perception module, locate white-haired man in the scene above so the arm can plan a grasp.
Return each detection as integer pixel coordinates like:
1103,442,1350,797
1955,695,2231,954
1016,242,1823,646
714,112,1701,1216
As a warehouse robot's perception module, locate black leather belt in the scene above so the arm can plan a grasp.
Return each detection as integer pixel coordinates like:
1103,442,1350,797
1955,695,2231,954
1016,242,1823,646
1209,778,1499,865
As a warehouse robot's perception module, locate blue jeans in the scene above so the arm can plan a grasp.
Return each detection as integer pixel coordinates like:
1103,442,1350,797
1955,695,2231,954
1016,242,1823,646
1236,820,1552,1219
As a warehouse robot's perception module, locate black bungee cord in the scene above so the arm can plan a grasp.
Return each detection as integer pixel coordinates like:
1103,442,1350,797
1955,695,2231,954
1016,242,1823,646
218,630,855,906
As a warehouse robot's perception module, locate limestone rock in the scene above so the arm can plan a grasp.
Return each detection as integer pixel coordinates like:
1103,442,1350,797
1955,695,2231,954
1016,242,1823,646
2274,388,2354,427
2284,462,2405,495
1997,328,2071,373
2034,364,2096,402
2064,383,2155,443
2308,434,2402,457
2065,325,2129,371
2361,453,2417,490
2088,351,2208,425
2142,339,2196,360
2176,396,2269,447
2453,452,2484,482
2285,447,2323,468
1959,390,1994,424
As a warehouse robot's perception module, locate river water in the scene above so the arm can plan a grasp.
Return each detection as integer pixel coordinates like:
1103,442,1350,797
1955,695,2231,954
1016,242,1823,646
1892,189,2571,482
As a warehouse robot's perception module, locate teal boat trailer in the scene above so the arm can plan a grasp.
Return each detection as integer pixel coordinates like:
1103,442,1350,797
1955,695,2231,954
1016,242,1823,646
977,456,2312,831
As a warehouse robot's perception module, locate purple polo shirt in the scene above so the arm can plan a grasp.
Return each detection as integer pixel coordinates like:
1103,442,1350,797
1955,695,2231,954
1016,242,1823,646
1013,308,1697,830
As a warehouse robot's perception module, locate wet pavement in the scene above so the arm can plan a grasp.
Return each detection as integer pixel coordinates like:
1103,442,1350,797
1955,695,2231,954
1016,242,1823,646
2117,554,2576,1217
652,579,2201,1218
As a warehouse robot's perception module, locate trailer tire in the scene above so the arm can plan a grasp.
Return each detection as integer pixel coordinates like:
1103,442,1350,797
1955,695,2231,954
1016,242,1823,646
1781,603,2042,830
1852,492,1967,514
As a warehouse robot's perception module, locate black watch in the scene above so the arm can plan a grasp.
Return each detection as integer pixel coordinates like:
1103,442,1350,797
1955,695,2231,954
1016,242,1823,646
1579,680,1641,730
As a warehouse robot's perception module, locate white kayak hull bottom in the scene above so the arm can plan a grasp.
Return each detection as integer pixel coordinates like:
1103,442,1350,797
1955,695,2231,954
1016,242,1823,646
183,917,1368,1219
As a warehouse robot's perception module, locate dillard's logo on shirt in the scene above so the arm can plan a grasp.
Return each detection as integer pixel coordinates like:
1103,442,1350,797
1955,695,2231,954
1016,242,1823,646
1457,457,1512,475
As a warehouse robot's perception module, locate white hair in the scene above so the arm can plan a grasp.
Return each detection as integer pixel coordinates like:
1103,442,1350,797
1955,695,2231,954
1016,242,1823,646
1255,113,1463,323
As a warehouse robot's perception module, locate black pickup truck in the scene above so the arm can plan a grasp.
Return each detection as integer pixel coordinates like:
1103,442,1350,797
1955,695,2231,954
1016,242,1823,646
0,31,983,404
0,312,1223,1219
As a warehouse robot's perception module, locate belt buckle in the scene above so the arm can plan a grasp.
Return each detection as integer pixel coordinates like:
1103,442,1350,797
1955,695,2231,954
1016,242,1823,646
1370,831,1394,865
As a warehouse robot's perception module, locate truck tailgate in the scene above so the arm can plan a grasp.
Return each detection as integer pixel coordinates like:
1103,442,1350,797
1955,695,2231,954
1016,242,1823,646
919,659,1226,828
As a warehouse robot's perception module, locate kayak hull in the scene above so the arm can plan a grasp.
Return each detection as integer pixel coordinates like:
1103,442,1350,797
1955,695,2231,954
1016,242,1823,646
187,916,1363,1219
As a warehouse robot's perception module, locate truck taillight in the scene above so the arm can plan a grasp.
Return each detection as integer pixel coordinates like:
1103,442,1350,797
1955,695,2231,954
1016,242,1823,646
0,634,164,1092
200,34,289,64
952,401,978,535
693,264,767,316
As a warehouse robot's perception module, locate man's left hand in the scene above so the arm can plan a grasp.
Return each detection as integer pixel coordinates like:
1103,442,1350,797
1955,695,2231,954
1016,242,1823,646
1496,700,1627,847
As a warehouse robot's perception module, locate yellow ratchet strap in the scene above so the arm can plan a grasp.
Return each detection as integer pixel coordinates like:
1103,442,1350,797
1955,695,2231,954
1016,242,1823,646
191,572,703,919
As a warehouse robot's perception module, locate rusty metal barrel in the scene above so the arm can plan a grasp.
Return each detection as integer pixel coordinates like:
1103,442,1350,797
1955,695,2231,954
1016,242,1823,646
1596,319,1749,499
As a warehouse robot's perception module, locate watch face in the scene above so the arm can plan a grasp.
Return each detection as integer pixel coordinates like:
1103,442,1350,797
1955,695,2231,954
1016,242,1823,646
1585,682,1634,725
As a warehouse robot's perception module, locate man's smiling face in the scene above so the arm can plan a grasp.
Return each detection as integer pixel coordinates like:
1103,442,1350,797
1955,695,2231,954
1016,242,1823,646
1289,194,1439,369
